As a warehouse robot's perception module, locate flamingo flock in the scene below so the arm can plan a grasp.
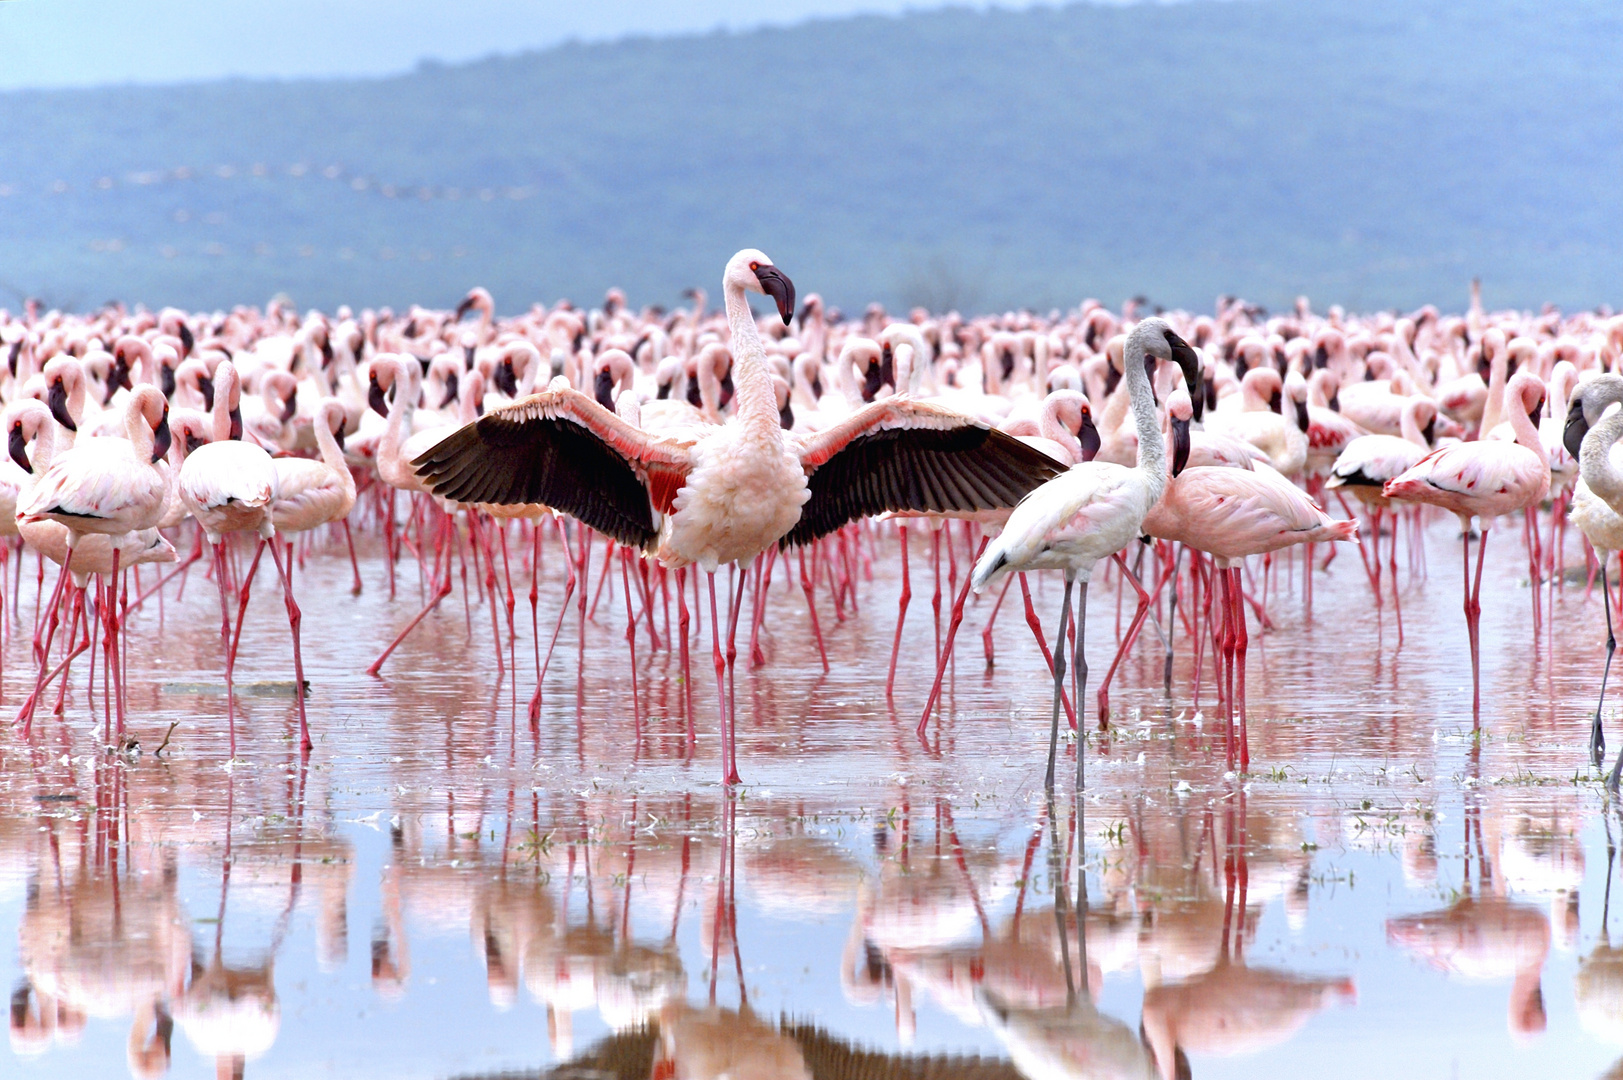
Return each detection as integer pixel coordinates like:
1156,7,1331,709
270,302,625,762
4,258,1623,791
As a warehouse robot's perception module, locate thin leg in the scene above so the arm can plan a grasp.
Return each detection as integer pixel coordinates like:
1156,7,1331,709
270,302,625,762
1074,580,1089,793
723,564,748,785
981,570,1016,668
676,565,694,746
530,520,578,724
887,524,911,698
1019,573,1076,730
269,535,312,753
797,546,829,673
620,549,640,734
342,515,363,595
1044,573,1075,793
1467,527,1488,724
1231,567,1249,770
368,525,454,677
707,572,734,786
915,538,990,735
1596,559,1615,768
1096,552,1152,725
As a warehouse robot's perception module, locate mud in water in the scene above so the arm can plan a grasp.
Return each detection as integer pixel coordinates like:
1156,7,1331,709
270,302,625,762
2,516,1621,1078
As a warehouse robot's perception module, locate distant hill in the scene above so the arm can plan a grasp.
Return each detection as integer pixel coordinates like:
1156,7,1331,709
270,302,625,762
0,0,1619,315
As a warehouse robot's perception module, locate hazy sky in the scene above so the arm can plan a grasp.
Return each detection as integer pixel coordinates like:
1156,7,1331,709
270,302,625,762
0,0,1073,90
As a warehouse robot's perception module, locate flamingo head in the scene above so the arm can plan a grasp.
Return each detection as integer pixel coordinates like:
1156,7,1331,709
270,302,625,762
1167,387,1193,477
1131,317,1203,419
1565,374,1623,461
726,249,796,326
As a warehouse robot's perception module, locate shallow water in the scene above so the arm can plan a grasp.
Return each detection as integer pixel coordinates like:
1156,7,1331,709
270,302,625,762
2,515,1622,1078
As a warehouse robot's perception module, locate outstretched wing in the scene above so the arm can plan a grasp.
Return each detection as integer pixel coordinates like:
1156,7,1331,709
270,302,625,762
787,399,1065,546
412,388,691,550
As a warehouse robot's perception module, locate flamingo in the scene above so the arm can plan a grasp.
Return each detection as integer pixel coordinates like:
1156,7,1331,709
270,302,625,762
968,318,1201,792
1562,374,1623,785
1141,450,1358,767
177,360,308,753
1383,371,1551,724
1326,395,1439,633
15,386,171,732
414,249,1063,785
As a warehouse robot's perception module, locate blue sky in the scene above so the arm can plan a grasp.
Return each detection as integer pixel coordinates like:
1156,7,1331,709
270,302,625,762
0,0,1076,89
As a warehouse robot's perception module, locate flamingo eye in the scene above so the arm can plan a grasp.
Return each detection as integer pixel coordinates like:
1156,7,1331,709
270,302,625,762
749,262,759,271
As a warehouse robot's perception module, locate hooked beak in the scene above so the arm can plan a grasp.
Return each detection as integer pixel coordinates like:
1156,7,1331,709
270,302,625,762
151,407,172,463
464,343,476,371
185,430,207,456
439,370,460,410
1565,397,1589,462
593,367,616,411
1294,397,1310,437
1421,412,1438,447
8,422,30,473
1527,393,1545,425
1171,415,1191,477
1080,410,1102,463
177,322,194,358
1268,388,1283,415
320,337,334,369
1163,330,1202,420
369,373,390,417
228,404,243,442
332,415,347,452
279,388,298,425
753,265,796,326
48,379,77,433
494,359,518,398
454,296,476,321
197,372,215,412
160,363,176,399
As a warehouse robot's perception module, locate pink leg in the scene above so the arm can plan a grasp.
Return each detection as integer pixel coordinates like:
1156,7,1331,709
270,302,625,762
915,537,989,736
748,551,769,670
1467,527,1489,725
50,585,87,717
706,572,736,786
368,526,454,677
797,546,829,672
1019,573,1076,730
268,535,311,753
1389,509,1404,647
1231,567,1249,770
342,515,362,595
1096,552,1153,725
530,520,578,724
620,548,641,733
980,570,1015,668
212,541,240,756
886,524,911,698
676,565,693,746
723,565,749,785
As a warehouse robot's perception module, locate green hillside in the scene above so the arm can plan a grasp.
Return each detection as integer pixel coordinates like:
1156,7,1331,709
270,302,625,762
0,0,1619,314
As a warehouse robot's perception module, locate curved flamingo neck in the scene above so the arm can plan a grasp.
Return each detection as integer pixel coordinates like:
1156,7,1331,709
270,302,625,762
1039,393,1083,463
123,391,158,463
1122,329,1167,503
1478,335,1509,437
722,281,780,438
1503,378,1544,454
1398,401,1429,447
211,363,239,442
1583,406,1623,508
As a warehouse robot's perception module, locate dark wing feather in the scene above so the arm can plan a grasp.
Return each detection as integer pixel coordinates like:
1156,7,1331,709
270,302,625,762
413,410,658,549
786,422,1064,546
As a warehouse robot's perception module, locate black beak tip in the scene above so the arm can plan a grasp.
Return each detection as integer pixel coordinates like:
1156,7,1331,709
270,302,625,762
1564,410,1588,462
